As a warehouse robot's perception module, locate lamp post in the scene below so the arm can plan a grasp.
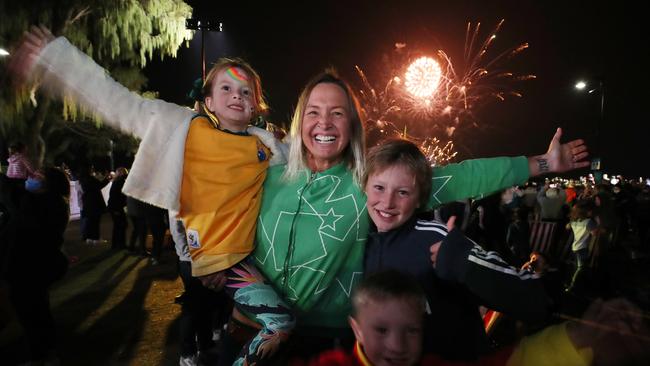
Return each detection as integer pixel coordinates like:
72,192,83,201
185,19,223,81
575,79,605,174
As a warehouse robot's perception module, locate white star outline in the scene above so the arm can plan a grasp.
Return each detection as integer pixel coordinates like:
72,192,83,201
256,174,367,301
430,175,452,204
319,207,344,231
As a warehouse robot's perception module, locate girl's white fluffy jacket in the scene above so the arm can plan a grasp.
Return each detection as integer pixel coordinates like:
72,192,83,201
34,37,287,211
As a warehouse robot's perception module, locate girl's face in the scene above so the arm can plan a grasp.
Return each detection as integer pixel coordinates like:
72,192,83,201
205,67,254,132
301,83,352,172
365,164,420,232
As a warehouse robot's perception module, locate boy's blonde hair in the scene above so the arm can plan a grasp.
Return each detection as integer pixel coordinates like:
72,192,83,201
351,270,427,318
363,139,432,210
283,70,366,183
197,58,269,120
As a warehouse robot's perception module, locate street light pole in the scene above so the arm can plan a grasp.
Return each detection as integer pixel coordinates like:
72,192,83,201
598,80,604,161
200,27,205,81
185,19,223,82
575,79,605,175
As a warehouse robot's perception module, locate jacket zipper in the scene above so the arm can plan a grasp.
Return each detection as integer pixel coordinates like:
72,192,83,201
281,171,316,297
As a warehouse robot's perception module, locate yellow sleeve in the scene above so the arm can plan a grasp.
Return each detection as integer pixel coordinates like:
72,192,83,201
506,323,593,366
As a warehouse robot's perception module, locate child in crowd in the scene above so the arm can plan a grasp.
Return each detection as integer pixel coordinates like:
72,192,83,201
4,142,35,206
298,270,647,366
565,200,598,293
5,142,35,183
521,251,565,305
12,27,291,365
362,139,550,360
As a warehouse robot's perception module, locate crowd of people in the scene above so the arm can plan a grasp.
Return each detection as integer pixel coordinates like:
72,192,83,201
1,25,649,366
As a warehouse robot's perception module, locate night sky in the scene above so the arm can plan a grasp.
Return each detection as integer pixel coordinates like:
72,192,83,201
145,0,649,178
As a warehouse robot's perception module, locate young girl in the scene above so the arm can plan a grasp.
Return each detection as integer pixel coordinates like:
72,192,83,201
566,199,598,293
362,139,550,360
13,27,292,365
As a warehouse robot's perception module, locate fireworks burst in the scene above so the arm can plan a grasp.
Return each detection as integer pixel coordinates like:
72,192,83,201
356,19,534,164
419,137,458,166
405,57,442,99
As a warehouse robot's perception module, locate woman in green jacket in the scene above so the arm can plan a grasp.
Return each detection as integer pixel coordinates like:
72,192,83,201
250,71,588,358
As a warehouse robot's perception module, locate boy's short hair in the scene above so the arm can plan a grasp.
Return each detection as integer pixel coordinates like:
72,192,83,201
352,270,427,318
363,139,432,210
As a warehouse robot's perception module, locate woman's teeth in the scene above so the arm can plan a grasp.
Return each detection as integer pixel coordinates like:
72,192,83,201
315,135,336,143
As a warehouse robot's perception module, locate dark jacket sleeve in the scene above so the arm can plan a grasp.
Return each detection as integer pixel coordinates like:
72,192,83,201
436,228,551,323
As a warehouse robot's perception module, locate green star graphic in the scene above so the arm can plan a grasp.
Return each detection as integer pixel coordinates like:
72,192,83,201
257,172,367,300
318,207,344,231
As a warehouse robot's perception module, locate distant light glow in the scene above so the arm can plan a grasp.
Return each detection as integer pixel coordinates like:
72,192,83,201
575,81,587,90
405,56,442,99
0,48,9,56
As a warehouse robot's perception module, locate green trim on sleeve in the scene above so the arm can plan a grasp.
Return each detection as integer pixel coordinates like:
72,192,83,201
428,156,530,209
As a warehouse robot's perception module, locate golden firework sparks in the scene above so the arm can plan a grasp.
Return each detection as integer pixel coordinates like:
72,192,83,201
356,19,533,164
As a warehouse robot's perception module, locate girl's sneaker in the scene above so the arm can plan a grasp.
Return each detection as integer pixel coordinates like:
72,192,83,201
179,354,198,366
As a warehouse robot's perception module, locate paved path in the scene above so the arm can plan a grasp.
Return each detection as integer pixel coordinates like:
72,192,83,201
51,216,183,366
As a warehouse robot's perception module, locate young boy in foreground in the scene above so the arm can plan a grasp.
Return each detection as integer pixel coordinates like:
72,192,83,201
298,270,647,366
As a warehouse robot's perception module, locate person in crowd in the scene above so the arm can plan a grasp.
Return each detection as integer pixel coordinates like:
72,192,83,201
466,192,509,253
636,184,650,247
9,26,590,363
296,270,649,366
0,175,19,356
521,251,550,274
565,181,577,205
6,167,71,365
506,206,532,266
77,165,110,244
107,167,129,250
10,26,293,365
565,200,598,294
4,142,35,207
535,182,569,258
362,139,549,360
5,142,35,183
435,199,470,231
142,200,168,265
0,175,17,278
126,195,148,256
537,182,567,221
522,182,539,219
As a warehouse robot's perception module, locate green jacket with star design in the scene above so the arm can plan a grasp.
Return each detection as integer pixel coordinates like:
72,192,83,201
253,156,529,329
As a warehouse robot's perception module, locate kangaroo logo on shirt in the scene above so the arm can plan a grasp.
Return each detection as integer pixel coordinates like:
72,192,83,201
187,229,201,249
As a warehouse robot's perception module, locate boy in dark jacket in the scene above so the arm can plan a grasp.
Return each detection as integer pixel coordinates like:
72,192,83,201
362,139,550,361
